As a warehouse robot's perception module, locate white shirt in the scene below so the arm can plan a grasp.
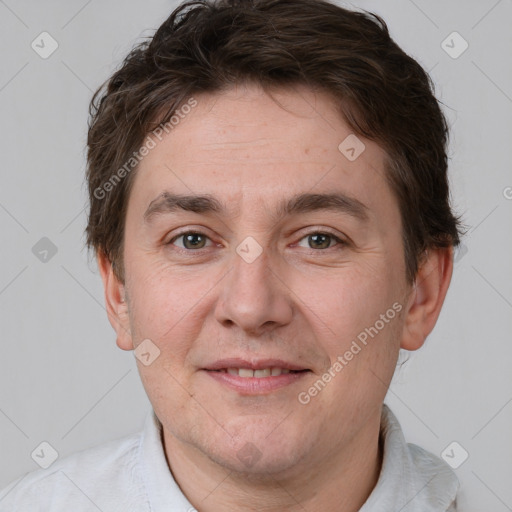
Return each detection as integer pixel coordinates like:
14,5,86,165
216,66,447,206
0,405,459,511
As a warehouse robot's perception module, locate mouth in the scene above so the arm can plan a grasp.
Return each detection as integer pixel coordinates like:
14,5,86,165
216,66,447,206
209,367,309,377
202,359,311,394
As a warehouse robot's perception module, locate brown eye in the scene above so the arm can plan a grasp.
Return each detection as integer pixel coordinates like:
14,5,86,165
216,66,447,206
297,232,345,250
170,232,211,250
309,233,332,249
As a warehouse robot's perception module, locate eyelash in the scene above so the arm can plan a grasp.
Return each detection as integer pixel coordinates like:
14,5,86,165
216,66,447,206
166,229,347,253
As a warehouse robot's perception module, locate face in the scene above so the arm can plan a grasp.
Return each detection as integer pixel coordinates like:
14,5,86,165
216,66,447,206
109,83,414,476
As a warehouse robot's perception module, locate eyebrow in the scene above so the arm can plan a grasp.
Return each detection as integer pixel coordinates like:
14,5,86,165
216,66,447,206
143,191,370,224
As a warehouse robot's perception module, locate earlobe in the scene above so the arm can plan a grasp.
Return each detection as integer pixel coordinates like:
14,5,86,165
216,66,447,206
97,250,134,351
400,247,454,351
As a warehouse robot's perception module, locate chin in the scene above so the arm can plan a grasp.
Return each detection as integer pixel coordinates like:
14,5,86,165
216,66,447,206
201,417,311,477
211,444,306,479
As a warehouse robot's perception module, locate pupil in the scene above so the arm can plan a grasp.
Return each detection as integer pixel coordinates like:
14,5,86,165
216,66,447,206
185,233,205,248
310,234,329,249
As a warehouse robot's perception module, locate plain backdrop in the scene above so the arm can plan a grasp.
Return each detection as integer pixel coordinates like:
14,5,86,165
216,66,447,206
0,0,511,510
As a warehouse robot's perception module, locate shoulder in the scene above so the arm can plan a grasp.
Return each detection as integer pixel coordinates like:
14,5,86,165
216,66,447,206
406,442,460,510
0,430,147,512
361,405,460,512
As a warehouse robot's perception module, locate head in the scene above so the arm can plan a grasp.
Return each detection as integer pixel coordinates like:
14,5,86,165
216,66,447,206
85,0,463,478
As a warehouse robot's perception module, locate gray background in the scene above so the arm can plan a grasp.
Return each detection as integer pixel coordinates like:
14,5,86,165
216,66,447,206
0,0,511,510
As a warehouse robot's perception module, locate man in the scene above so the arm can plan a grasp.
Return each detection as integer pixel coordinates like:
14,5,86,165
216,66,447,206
0,0,463,510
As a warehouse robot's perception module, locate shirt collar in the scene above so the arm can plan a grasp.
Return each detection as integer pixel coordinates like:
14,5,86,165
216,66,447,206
360,404,459,511
138,408,194,511
138,405,459,511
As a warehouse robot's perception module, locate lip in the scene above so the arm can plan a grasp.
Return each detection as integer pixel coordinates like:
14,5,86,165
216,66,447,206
204,370,309,394
201,358,311,395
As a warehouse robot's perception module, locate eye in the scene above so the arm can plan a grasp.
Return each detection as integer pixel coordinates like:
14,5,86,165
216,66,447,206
168,231,213,250
296,231,346,250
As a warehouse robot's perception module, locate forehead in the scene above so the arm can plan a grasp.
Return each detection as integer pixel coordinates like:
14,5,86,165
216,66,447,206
128,83,398,228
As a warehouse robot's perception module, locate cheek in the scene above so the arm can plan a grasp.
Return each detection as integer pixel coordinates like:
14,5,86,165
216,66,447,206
125,259,193,346
125,257,226,372
294,267,405,391
301,264,399,341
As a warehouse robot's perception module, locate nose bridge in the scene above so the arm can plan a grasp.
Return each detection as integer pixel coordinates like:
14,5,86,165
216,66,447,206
215,236,293,334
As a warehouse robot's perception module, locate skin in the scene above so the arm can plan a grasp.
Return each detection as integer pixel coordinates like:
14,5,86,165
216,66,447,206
98,83,453,512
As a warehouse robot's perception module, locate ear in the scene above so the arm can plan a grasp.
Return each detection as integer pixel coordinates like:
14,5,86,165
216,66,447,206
97,250,133,351
400,246,454,351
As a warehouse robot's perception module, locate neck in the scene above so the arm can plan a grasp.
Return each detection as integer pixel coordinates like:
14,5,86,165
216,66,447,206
162,411,383,512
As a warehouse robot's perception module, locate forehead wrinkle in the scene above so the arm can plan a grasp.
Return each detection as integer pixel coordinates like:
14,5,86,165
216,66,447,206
198,138,274,150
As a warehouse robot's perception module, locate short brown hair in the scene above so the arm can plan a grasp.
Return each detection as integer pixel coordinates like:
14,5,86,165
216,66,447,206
85,0,463,285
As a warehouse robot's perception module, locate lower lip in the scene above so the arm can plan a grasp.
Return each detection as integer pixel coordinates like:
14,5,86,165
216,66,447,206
203,370,310,394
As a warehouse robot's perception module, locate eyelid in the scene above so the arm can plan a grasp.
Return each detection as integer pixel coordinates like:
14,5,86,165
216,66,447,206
292,224,346,239
295,229,347,249
167,229,216,249
167,227,348,251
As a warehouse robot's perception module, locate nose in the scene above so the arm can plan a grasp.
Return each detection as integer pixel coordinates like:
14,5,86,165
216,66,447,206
214,241,294,336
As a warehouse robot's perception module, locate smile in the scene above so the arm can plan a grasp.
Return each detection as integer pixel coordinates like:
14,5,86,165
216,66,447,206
212,367,304,377
202,360,311,394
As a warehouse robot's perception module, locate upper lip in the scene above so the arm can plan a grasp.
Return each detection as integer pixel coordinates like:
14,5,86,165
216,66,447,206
203,358,309,371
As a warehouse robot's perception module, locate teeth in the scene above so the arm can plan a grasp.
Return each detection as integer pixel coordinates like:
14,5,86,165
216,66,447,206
254,368,271,378
224,367,292,378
